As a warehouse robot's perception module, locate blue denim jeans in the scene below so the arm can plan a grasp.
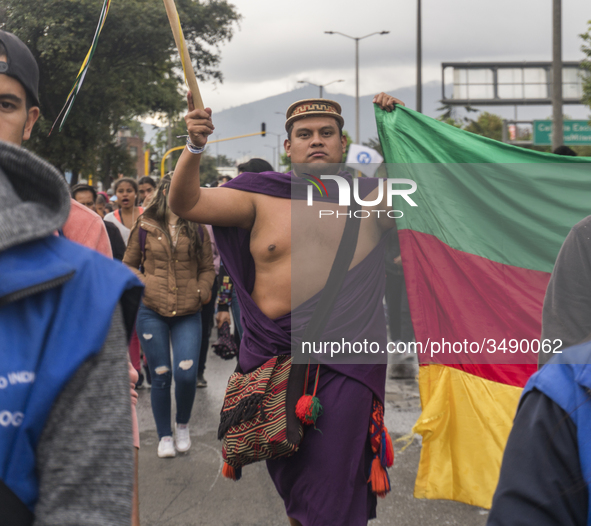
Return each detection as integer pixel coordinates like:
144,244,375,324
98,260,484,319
137,303,202,439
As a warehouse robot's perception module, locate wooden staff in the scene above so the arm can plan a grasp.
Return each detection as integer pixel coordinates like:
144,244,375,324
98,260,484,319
162,0,204,109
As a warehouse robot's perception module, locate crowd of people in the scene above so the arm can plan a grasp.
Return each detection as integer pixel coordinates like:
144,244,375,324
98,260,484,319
3,26,591,526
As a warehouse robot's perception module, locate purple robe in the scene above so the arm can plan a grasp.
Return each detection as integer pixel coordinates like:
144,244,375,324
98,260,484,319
214,171,388,525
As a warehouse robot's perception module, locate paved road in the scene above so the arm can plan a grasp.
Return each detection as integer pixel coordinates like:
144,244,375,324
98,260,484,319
137,344,489,526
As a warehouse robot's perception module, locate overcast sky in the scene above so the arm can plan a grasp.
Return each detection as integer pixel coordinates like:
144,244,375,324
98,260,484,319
194,0,591,112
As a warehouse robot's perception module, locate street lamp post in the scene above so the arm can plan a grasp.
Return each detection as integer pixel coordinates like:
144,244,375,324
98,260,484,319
552,0,563,151
266,132,283,171
273,111,287,171
325,31,389,144
264,145,277,171
297,79,344,98
417,0,422,113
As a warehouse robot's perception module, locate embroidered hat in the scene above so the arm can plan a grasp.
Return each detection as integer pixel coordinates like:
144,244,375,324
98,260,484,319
0,30,40,108
285,98,344,132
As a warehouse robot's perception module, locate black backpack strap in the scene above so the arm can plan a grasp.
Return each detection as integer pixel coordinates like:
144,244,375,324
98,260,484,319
286,191,362,443
301,197,362,342
0,480,33,526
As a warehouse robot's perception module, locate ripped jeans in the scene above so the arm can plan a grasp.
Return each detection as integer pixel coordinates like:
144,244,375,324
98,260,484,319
137,303,202,439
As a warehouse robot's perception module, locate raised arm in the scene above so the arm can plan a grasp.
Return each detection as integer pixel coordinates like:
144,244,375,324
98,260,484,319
169,94,256,230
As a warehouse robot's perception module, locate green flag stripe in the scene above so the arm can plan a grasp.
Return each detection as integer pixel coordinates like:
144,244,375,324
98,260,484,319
376,106,591,272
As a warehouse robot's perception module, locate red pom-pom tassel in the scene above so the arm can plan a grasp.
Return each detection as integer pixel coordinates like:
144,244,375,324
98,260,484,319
368,457,391,498
296,394,323,426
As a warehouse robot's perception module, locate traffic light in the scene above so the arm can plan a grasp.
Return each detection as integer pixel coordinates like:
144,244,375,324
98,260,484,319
261,122,266,137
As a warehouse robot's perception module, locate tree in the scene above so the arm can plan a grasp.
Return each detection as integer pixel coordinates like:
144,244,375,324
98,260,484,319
215,154,234,166
437,104,505,141
437,116,463,128
149,116,187,175
280,150,291,172
463,112,504,141
122,119,146,142
342,130,353,159
198,153,222,186
98,140,136,180
1,0,240,184
436,103,477,128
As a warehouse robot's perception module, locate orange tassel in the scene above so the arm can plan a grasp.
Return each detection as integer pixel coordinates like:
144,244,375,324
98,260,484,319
384,429,394,468
368,457,391,498
222,462,239,480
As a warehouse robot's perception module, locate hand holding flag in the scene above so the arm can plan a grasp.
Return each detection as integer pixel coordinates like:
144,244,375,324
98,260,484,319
372,92,405,112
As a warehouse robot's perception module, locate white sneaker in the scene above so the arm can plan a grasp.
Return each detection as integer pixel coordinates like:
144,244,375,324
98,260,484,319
175,423,191,452
157,436,176,458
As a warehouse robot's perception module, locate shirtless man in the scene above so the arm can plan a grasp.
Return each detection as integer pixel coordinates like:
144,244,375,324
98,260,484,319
170,93,402,526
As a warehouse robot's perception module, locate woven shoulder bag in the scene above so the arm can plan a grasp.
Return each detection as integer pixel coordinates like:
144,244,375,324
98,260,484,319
218,354,301,476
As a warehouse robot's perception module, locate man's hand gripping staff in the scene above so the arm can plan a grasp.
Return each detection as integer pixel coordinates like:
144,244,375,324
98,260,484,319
169,96,255,231
186,92,215,150
168,92,215,219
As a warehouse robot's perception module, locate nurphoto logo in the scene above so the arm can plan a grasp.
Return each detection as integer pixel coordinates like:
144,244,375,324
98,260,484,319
303,175,418,218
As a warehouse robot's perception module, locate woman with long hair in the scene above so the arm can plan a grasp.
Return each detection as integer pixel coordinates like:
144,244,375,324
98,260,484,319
105,178,144,385
124,174,215,457
105,177,144,245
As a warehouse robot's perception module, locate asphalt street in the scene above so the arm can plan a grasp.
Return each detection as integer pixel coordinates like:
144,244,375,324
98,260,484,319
136,338,490,526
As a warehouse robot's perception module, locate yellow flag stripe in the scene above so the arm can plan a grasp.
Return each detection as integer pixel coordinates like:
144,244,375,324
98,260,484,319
412,364,522,509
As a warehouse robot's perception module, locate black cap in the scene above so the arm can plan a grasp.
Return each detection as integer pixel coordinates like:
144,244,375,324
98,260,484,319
0,30,40,108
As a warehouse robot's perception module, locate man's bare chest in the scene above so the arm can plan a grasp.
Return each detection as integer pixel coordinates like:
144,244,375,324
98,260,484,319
249,195,381,268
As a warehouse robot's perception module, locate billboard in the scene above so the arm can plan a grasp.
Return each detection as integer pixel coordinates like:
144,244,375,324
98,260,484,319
441,62,587,106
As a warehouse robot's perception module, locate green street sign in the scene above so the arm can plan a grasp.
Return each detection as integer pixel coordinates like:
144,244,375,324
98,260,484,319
533,120,591,145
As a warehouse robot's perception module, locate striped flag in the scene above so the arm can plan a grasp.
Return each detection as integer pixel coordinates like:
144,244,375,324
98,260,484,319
376,105,591,508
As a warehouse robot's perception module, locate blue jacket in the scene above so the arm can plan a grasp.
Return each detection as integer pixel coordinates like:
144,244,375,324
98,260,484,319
0,234,142,511
523,344,591,525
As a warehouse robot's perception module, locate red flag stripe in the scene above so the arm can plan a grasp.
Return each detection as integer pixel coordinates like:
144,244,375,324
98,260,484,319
400,229,545,387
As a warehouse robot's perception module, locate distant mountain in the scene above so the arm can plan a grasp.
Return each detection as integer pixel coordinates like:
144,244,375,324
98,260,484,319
143,80,589,168
191,81,447,167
